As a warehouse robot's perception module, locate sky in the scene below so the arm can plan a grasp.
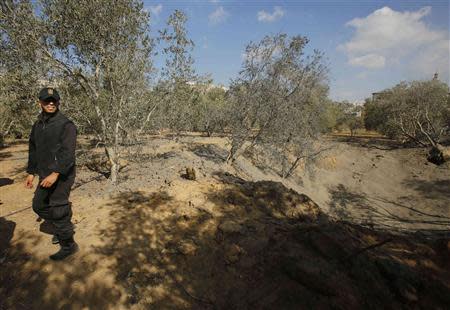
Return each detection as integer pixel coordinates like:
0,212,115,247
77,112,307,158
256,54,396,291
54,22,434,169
147,0,449,102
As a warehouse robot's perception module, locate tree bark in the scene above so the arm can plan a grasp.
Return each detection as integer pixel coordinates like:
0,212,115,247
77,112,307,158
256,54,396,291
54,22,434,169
105,146,119,184
0,120,14,148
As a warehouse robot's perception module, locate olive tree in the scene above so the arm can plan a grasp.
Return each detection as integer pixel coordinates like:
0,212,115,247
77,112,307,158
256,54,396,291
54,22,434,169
334,101,363,136
364,79,449,163
0,69,40,146
153,9,200,133
385,81,448,146
0,1,49,146
363,98,386,132
225,33,328,177
1,0,153,182
196,85,228,136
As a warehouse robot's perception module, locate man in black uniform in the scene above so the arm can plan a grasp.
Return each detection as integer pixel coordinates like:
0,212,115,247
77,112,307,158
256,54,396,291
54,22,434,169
25,87,78,261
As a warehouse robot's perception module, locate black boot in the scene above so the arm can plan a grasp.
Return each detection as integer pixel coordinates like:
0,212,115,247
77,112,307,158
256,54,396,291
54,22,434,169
52,235,59,244
49,237,79,261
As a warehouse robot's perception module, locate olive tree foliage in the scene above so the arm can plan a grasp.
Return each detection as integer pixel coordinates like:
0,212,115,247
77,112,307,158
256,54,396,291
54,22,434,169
194,85,228,136
0,85,16,147
333,101,364,136
368,80,449,146
317,99,342,133
363,98,385,132
0,2,47,146
0,69,41,146
225,33,328,177
150,9,201,133
273,84,331,178
1,0,153,183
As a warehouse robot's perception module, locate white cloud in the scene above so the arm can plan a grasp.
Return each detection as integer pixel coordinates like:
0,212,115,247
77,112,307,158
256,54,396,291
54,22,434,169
349,54,386,69
209,0,220,3
257,6,285,23
340,6,449,79
342,6,437,54
209,6,229,25
149,4,163,17
410,39,450,79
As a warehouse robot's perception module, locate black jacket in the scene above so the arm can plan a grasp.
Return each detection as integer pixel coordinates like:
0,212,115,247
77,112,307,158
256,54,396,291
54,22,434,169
27,110,77,178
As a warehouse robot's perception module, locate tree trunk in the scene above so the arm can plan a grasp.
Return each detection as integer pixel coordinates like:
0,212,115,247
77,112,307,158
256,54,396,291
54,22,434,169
226,140,242,163
110,160,119,184
0,120,14,148
105,146,119,184
226,148,236,163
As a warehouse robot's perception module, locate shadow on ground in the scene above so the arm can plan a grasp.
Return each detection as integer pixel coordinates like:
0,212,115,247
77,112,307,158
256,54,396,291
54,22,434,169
328,135,410,151
403,179,450,200
1,173,449,309
0,152,13,161
91,174,450,309
188,143,227,164
0,178,14,187
328,183,450,233
0,217,121,310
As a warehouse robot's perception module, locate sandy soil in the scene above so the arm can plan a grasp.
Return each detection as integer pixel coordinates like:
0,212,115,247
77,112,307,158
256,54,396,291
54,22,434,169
1,134,449,309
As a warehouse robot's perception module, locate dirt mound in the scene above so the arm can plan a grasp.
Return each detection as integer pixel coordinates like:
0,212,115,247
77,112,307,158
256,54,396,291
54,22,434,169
160,174,448,309
90,175,449,309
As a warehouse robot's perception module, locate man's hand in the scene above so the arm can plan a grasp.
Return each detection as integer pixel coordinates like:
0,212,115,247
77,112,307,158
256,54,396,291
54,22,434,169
25,174,35,189
40,172,60,188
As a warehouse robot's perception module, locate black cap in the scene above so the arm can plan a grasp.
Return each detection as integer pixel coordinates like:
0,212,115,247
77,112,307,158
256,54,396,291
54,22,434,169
38,87,60,102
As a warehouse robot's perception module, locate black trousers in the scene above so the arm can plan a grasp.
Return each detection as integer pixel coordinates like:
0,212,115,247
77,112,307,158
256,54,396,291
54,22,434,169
32,175,75,241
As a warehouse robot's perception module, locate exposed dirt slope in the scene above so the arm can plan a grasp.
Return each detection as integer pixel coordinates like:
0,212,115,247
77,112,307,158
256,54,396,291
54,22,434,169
1,135,449,309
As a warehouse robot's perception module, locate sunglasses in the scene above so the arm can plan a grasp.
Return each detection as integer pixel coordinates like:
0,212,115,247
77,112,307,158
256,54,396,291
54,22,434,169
40,100,59,106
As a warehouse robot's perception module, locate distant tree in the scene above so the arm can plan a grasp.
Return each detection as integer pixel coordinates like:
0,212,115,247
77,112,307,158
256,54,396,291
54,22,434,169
191,84,228,136
372,80,449,145
318,99,342,133
155,9,201,132
225,33,328,177
335,101,363,136
363,98,385,132
1,0,153,182
364,79,449,163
